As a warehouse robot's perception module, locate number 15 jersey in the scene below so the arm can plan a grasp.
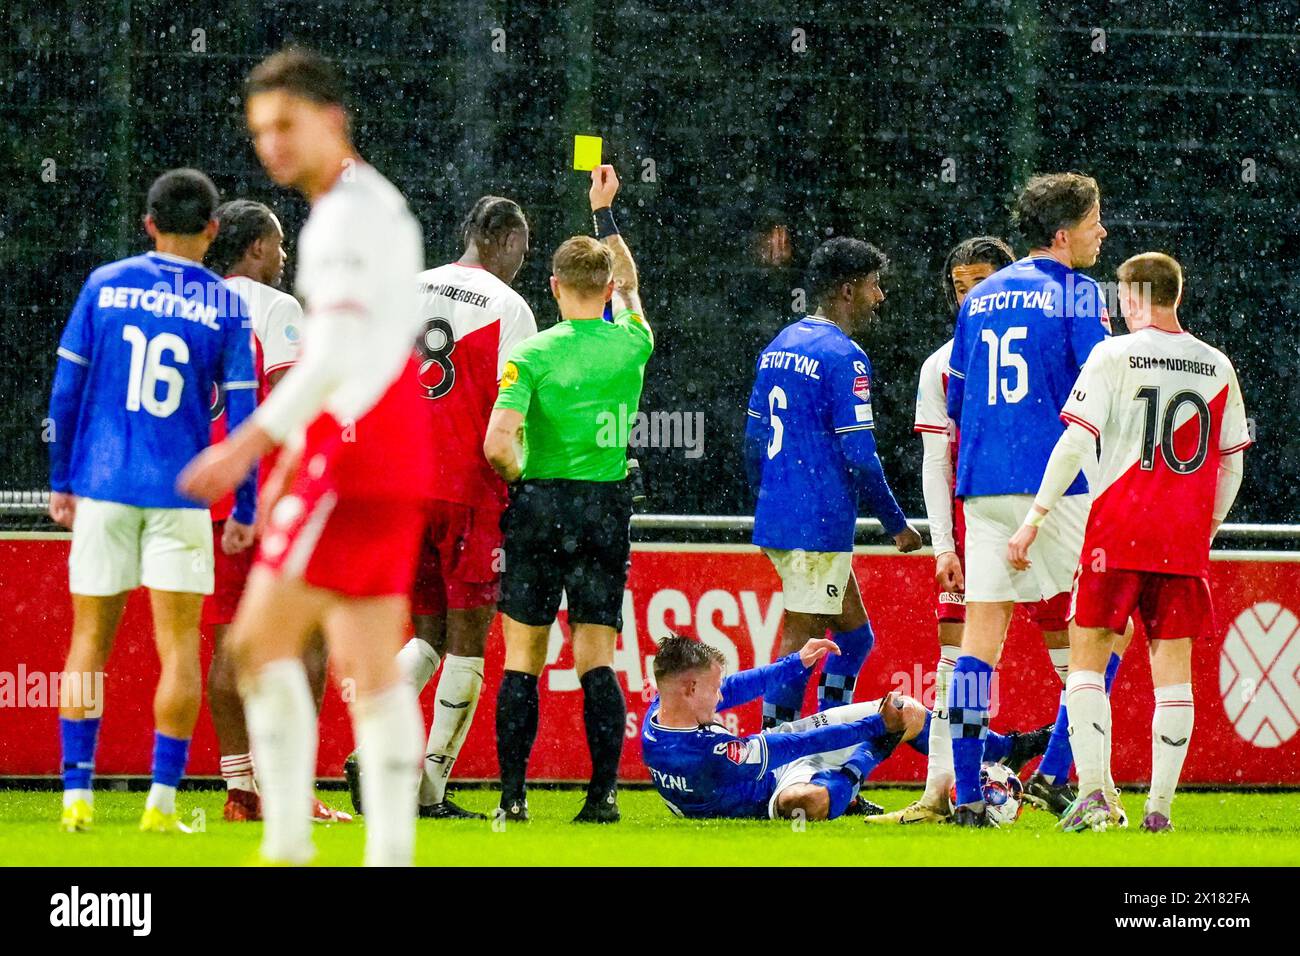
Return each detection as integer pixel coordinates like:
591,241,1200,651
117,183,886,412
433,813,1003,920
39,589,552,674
1061,327,1251,578
414,262,537,511
947,256,1110,499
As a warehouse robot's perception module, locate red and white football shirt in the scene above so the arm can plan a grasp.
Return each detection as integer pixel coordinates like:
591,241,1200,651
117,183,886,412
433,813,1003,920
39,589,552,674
413,262,537,510
208,276,304,521
1061,327,1251,578
252,162,433,502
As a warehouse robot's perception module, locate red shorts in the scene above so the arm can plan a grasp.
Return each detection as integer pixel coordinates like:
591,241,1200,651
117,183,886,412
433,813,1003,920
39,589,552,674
256,483,428,598
1071,565,1213,641
935,498,967,623
410,500,503,616
202,520,255,626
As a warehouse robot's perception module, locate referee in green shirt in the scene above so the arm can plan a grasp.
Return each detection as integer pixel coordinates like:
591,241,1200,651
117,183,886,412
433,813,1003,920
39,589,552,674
484,165,651,823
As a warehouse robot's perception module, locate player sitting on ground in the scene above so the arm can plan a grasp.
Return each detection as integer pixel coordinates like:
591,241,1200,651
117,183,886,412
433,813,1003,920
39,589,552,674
1008,252,1250,833
642,635,1049,821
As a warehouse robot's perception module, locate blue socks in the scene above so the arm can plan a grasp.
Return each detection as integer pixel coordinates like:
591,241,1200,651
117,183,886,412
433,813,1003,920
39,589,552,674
1038,692,1073,784
811,739,885,819
948,656,993,807
1040,651,1122,784
763,663,811,727
151,732,190,789
817,620,876,711
60,717,101,793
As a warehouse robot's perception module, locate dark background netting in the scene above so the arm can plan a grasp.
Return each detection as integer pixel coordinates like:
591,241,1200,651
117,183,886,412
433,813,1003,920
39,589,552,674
3,1,1297,522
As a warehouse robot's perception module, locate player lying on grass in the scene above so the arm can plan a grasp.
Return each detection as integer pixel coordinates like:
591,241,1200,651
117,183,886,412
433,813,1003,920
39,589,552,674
641,635,1049,821
1008,252,1250,833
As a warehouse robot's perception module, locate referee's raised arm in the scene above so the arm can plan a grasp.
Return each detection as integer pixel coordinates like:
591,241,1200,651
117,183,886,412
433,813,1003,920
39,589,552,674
590,165,645,325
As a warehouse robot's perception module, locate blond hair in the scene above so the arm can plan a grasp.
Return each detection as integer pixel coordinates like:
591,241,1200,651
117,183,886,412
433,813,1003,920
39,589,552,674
552,236,613,294
1118,252,1183,308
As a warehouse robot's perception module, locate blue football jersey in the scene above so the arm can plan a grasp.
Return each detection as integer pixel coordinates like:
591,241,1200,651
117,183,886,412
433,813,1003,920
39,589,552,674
48,252,257,510
947,257,1110,497
640,654,888,819
746,316,904,552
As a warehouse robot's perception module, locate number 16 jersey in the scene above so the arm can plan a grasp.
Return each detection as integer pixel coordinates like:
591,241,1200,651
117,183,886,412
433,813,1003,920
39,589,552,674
1061,327,1251,578
414,262,537,511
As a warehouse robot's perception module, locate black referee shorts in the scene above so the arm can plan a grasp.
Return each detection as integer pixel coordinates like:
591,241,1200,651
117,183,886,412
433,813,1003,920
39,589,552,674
499,478,633,630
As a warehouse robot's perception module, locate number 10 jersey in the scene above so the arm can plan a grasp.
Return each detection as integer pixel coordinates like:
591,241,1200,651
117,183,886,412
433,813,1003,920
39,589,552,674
1062,326,1251,577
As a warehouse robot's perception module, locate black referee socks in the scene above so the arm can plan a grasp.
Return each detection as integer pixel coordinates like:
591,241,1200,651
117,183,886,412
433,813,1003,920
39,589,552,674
496,670,539,805
580,666,627,801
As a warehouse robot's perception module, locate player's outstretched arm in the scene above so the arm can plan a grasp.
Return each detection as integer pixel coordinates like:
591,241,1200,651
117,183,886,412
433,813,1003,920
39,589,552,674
1007,421,1095,569
717,639,839,711
589,165,646,321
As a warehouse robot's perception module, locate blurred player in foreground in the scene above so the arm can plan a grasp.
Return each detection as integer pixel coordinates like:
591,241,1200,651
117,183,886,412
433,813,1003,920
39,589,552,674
1009,253,1250,833
344,195,537,819
642,636,1048,821
180,49,432,866
745,237,922,730
944,173,1112,827
202,198,349,824
484,165,649,823
50,168,258,833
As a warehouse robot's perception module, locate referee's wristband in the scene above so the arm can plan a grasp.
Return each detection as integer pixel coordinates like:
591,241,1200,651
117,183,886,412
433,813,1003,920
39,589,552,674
592,206,619,239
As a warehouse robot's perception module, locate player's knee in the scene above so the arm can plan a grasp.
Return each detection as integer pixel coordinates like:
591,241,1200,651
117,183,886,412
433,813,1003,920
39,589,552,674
776,785,830,822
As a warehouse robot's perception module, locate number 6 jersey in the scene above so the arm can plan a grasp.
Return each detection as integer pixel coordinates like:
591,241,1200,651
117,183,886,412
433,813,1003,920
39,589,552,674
1061,326,1251,577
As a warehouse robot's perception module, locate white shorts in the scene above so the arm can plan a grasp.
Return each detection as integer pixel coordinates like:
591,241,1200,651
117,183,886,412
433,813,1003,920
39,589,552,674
762,548,853,615
963,493,1088,604
68,498,214,596
766,700,881,818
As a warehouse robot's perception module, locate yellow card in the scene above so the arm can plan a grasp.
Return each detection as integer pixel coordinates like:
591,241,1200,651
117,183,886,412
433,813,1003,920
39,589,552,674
573,135,603,171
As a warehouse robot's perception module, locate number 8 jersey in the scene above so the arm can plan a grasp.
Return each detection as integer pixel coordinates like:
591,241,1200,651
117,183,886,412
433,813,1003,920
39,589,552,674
1061,327,1251,577
947,256,1110,498
413,262,537,510
49,251,255,509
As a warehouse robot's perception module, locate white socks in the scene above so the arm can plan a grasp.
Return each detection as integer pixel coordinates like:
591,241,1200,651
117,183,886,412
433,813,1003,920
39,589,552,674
1048,646,1071,684
221,753,255,792
1066,670,1110,797
1148,683,1194,818
397,638,441,693
243,658,317,865
64,789,92,809
921,651,957,808
145,783,177,815
353,680,423,867
418,655,485,806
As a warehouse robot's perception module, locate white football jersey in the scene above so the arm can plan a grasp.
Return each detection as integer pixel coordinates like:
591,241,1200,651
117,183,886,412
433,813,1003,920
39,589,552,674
913,338,953,438
224,275,303,385
256,162,423,440
1062,326,1251,576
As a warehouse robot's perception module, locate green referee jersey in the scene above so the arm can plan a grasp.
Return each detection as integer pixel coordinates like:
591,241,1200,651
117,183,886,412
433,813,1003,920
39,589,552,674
494,305,654,481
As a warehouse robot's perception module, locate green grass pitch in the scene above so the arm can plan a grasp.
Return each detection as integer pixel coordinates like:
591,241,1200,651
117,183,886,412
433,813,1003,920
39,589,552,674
3,787,1297,867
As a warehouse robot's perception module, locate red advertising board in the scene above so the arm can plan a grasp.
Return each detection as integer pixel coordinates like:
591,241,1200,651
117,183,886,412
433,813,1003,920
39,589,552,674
1,537,1297,785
